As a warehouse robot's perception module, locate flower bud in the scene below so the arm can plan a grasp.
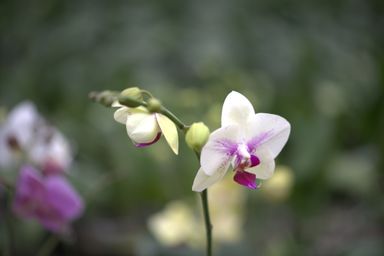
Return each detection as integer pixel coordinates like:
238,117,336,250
118,95,143,108
147,98,162,113
89,90,117,107
120,87,143,101
185,122,210,152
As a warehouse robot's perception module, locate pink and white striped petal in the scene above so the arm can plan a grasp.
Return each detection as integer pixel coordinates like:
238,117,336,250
246,113,290,158
200,125,240,176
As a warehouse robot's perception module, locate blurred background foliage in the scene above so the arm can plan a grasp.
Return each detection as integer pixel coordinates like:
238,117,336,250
1,0,384,255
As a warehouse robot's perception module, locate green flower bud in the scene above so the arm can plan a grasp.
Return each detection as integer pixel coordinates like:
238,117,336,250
89,90,117,107
120,87,143,101
185,122,210,152
118,95,143,108
147,98,162,112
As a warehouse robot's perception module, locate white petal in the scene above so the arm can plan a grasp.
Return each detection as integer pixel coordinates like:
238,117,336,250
114,106,149,124
127,114,160,144
192,166,228,192
200,125,240,176
156,114,179,155
221,91,255,127
246,147,275,180
113,107,130,124
28,129,72,171
246,113,290,158
111,100,123,108
5,101,41,148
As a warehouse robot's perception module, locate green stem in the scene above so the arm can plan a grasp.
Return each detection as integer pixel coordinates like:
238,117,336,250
36,235,59,256
118,95,189,132
194,151,213,256
102,90,211,254
2,209,12,256
159,106,189,132
201,189,213,256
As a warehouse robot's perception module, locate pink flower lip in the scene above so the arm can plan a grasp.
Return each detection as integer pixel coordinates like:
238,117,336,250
134,132,162,147
233,169,258,189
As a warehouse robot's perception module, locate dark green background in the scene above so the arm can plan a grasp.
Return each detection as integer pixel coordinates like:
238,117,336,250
1,0,383,255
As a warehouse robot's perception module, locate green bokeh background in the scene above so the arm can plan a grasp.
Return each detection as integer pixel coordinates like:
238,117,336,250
1,0,384,255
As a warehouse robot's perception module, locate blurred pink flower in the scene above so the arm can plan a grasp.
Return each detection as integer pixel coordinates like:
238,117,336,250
193,91,291,192
13,165,83,233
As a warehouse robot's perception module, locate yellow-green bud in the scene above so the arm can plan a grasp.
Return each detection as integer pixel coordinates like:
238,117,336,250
147,98,162,112
118,95,143,108
185,122,210,152
120,87,143,101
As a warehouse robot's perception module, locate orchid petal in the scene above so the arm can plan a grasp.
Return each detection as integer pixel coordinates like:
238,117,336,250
221,91,255,127
247,160,275,180
4,102,41,149
246,147,275,179
192,166,228,192
12,166,45,218
113,107,130,124
200,125,240,176
111,100,123,108
128,114,160,144
45,176,84,219
246,113,290,158
135,132,162,147
156,114,179,155
114,106,148,125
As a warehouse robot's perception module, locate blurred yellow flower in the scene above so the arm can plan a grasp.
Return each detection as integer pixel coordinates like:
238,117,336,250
261,165,294,202
147,201,203,247
148,175,247,249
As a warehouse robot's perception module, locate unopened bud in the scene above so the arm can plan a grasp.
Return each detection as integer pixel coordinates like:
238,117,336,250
89,90,117,107
118,95,143,108
185,122,210,152
147,98,162,112
120,87,143,101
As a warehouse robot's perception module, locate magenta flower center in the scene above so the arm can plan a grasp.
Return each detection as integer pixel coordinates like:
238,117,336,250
233,144,260,189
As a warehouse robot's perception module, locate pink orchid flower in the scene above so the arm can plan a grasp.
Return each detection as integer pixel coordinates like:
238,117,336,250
13,165,84,233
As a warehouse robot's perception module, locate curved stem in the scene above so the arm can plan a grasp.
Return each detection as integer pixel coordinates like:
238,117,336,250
159,106,189,132
96,90,211,254
118,95,189,132
201,189,213,256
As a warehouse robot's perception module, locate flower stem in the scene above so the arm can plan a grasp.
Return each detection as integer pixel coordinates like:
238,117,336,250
200,189,213,256
36,235,59,256
2,208,12,256
159,106,189,132
118,95,189,132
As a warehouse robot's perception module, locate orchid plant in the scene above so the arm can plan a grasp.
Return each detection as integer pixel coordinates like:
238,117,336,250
0,102,83,255
90,87,290,256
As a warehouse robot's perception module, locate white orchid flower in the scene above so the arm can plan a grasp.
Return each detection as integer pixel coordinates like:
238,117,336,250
113,102,179,155
29,127,73,175
192,91,290,192
0,102,41,168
